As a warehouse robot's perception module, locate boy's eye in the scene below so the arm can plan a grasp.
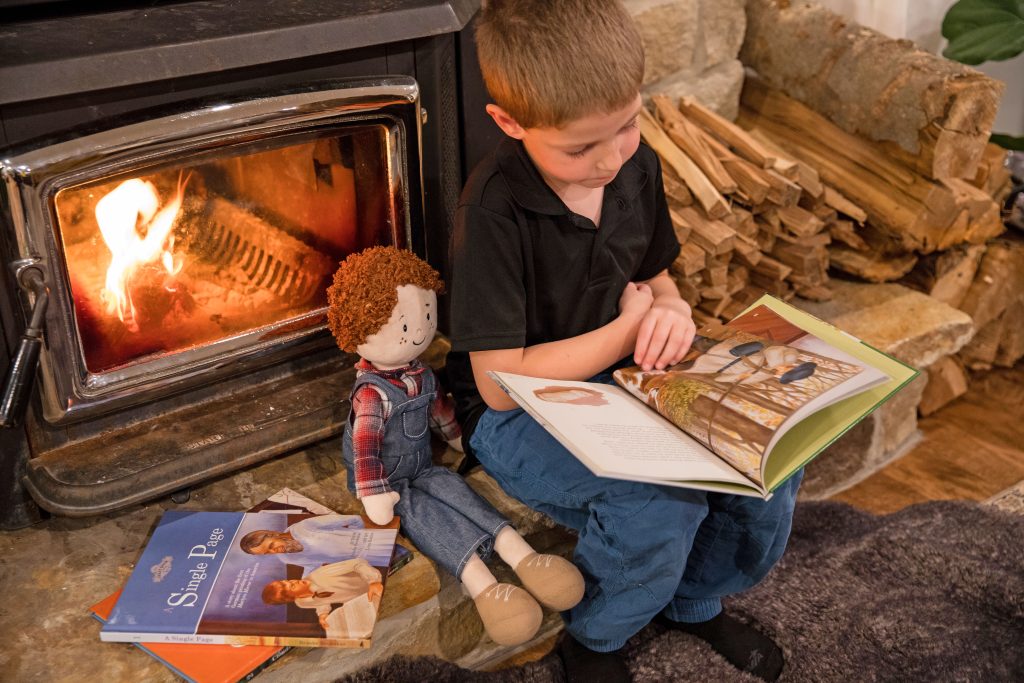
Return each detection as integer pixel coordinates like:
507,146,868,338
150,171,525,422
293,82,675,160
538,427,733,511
567,148,589,159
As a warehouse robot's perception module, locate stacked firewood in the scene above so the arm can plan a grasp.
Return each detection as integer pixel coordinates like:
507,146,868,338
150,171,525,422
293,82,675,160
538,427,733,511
731,0,1021,415
735,79,1020,414
640,94,866,325
643,78,1018,416
736,78,1011,281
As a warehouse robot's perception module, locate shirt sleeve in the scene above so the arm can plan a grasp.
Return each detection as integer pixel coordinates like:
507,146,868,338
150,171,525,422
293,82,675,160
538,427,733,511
448,202,528,352
349,384,392,499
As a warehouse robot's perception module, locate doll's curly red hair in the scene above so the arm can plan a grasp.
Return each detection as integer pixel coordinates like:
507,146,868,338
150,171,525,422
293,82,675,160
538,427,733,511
326,246,444,353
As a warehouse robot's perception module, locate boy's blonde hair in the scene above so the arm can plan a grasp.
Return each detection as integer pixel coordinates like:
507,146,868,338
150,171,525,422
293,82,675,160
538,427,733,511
476,0,645,129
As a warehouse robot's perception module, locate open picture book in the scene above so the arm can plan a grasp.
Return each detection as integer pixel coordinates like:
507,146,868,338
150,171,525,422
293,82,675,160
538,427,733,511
489,294,918,499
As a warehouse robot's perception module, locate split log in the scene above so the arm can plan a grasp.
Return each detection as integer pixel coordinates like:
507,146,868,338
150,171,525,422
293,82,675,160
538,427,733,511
742,0,1005,181
959,314,1004,371
671,241,708,278
958,240,1024,329
970,143,1012,197
774,205,824,238
900,243,986,310
829,246,918,283
918,356,970,417
995,299,1024,368
828,219,869,251
668,207,693,244
823,186,867,224
662,164,695,206
738,79,1003,253
678,97,775,168
652,96,738,194
676,206,736,256
639,107,730,218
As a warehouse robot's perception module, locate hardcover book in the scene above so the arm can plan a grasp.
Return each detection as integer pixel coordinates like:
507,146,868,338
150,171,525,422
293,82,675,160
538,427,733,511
90,590,286,683
489,294,918,499
100,489,400,648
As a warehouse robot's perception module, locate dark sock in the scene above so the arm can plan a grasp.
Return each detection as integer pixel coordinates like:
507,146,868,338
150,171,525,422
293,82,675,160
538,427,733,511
657,612,784,681
557,633,631,683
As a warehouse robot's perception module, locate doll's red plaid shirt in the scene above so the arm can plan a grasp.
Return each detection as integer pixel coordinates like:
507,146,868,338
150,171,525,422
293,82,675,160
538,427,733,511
349,358,461,498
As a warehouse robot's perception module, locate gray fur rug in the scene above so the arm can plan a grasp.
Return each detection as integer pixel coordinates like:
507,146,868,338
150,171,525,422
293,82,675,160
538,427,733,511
337,500,1024,682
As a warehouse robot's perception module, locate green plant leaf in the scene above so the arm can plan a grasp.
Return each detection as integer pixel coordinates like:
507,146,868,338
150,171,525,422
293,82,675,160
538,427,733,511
942,0,1024,64
990,133,1024,150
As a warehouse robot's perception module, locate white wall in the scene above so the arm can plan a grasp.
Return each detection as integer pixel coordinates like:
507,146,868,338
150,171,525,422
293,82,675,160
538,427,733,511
814,0,1023,136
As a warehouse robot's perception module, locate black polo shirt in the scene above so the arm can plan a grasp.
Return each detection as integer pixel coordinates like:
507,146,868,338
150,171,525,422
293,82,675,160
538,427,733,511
446,137,680,449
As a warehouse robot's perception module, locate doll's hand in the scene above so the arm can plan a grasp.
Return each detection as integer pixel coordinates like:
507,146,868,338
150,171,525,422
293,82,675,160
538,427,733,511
618,282,654,321
634,296,696,371
447,435,465,453
362,491,400,524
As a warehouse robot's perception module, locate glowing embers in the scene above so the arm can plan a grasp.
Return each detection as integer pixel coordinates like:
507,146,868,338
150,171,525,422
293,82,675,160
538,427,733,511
94,174,189,332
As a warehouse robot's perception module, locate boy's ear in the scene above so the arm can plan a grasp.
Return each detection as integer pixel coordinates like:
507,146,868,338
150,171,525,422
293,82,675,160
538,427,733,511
486,104,526,139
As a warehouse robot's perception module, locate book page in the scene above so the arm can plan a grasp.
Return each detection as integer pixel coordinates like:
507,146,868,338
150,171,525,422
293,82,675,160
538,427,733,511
489,372,757,490
614,303,888,486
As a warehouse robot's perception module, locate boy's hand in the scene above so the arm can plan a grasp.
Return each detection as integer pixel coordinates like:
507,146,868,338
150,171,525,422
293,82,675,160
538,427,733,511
634,296,696,371
618,281,654,320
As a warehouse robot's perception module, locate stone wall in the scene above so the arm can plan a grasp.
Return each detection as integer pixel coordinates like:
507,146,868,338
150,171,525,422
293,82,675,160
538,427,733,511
623,0,747,120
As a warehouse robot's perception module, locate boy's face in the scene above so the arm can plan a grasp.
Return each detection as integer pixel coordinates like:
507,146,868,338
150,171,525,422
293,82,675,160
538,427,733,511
357,284,438,370
489,94,643,195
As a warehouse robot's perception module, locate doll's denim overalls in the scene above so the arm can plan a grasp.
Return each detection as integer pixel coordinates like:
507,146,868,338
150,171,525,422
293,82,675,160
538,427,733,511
342,368,509,577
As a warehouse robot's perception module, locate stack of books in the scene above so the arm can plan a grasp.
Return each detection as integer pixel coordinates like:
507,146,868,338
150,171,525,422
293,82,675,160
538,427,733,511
90,488,408,683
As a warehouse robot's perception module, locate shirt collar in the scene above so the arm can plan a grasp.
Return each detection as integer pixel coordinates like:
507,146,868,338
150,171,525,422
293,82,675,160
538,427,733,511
496,138,650,216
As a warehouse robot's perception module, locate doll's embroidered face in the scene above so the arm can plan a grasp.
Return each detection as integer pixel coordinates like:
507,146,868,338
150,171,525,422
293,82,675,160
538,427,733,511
356,284,437,369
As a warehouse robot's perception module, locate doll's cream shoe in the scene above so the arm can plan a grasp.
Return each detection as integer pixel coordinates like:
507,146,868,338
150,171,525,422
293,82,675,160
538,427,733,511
473,582,543,646
514,553,585,611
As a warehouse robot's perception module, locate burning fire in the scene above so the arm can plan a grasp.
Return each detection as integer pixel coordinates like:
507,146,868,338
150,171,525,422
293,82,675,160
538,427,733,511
94,174,188,331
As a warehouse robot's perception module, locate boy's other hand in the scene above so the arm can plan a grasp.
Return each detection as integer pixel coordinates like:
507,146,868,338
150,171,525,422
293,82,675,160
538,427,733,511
634,296,696,371
618,281,654,320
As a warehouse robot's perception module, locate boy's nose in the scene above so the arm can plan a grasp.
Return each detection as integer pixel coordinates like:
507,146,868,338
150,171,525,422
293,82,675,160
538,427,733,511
596,145,623,173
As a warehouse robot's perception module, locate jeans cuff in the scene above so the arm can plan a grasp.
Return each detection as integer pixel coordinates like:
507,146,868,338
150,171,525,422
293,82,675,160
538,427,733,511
663,597,722,623
454,531,499,579
565,629,627,653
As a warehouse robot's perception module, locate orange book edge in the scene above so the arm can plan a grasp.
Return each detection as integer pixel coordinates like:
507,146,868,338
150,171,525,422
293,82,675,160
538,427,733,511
90,589,285,683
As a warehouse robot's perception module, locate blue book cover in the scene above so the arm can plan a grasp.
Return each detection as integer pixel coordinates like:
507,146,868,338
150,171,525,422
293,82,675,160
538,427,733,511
101,508,399,648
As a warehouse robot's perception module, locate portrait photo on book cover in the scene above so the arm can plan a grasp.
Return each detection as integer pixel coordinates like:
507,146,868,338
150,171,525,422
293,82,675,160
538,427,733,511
194,512,393,640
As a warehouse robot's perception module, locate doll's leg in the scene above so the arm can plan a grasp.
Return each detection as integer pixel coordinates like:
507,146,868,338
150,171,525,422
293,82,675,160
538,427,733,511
493,527,584,611
392,478,542,646
410,466,584,611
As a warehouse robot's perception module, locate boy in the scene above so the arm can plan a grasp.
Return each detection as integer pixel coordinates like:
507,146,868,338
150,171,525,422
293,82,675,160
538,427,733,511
446,1,801,681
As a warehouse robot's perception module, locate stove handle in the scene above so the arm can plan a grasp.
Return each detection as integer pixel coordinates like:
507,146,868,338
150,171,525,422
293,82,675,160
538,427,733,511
1,265,49,429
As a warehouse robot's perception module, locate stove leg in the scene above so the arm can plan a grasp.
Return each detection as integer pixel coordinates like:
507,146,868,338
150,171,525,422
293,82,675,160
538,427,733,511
170,488,191,504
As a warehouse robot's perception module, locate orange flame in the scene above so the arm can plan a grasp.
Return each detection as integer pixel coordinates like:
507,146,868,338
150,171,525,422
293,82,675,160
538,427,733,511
94,174,189,331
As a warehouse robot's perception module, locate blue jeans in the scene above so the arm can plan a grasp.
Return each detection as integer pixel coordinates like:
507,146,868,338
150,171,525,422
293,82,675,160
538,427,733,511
385,450,510,578
469,368,802,652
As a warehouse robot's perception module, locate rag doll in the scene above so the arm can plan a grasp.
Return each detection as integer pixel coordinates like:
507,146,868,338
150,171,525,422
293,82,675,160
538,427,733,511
327,246,584,646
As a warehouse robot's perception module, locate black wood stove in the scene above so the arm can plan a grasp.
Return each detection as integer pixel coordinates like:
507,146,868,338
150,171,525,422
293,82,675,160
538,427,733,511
0,0,501,527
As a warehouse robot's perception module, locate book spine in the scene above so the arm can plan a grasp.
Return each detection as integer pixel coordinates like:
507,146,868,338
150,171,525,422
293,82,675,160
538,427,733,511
100,632,373,649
